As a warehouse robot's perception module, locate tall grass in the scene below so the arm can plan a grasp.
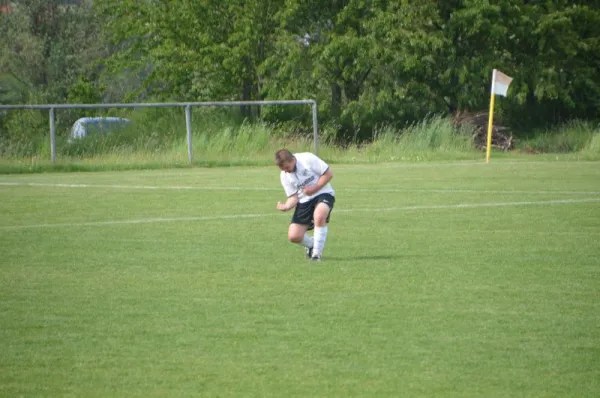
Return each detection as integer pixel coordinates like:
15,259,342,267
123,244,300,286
520,120,600,153
319,115,477,162
177,114,477,164
1,114,599,174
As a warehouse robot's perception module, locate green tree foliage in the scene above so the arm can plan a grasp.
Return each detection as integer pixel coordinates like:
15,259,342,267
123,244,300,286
2,0,599,145
0,0,105,103
97,0,284,114
261,0,378,138
0,0,107,148
506,1,600,128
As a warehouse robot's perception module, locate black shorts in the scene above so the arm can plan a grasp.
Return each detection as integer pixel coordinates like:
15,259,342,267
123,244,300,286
291,193,335,230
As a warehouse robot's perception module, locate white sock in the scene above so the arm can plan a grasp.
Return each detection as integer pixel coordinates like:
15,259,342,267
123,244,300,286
300,233,313,249
312,226,328,256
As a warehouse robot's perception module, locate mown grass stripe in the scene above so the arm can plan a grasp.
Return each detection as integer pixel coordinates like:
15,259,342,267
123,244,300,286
2,198,598,230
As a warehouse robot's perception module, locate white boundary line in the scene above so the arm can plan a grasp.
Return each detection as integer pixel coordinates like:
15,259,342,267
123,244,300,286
0,182,276,191
0,213,277,230
335,198,600,213
1,182,599,196
331,160,600,170
345,188,600,195
1,198,598,230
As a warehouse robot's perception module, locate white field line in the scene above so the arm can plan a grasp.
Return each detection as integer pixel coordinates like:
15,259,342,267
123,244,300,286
1,198,599,230
345,188,600,195
0,182,277,191
335,198,600,213
0,213,280,230
332,160,600,170
1,182,599,196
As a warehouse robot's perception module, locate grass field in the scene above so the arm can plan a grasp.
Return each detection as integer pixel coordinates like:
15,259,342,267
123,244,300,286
1,160,599,397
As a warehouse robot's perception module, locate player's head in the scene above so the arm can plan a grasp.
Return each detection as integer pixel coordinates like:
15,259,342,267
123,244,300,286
275,149,296,172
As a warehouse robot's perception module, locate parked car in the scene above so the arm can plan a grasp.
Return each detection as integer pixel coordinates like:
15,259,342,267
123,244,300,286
69,117,131,141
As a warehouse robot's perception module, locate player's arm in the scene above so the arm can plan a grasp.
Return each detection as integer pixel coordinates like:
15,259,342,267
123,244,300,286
276,193,299,212
315,167,333,189
303,166,333,196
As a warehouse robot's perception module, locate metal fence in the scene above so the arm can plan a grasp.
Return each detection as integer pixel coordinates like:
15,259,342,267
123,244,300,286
0,100,319,163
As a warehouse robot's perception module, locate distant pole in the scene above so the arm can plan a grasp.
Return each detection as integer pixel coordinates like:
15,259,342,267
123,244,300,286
486,88,496,163
49,107,56,164
185,105,193,164
486,69,513,163
312,102,319,154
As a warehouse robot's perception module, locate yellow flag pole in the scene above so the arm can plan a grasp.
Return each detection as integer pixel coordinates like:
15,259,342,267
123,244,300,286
486,87,496,163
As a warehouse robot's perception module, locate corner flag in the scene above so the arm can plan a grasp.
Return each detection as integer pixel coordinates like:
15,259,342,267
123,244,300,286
486,69,513,163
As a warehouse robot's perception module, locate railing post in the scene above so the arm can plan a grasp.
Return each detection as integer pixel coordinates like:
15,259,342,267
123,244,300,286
49,107,56,164
311,102,319,154
185,105,193,164
0,101,318,163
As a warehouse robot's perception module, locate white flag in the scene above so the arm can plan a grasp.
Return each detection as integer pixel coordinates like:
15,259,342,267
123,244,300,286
491,69,513,97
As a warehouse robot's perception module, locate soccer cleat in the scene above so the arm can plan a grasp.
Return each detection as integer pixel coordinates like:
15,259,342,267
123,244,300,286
305,247,313,259
310,254,322,262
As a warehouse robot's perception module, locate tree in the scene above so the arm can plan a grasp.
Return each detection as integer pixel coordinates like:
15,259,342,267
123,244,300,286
94,0,600,141
97,0,284,117
506,1,600,128
261,0,379,139
0,0,106,103
0,0,107,148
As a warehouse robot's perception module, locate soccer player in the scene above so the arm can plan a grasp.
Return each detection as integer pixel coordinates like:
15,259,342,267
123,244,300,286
275,149,335,261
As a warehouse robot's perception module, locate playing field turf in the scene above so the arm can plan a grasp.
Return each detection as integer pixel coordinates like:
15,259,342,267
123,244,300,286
1,160,599,397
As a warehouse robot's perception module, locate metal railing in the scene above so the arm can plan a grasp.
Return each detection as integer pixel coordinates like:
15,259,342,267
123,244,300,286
0,100,319,164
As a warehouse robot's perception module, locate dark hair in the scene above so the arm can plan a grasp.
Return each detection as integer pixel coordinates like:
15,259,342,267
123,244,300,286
275,149,294,166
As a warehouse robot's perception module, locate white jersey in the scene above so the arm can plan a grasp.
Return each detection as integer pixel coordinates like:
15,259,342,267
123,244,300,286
280,152,335,203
